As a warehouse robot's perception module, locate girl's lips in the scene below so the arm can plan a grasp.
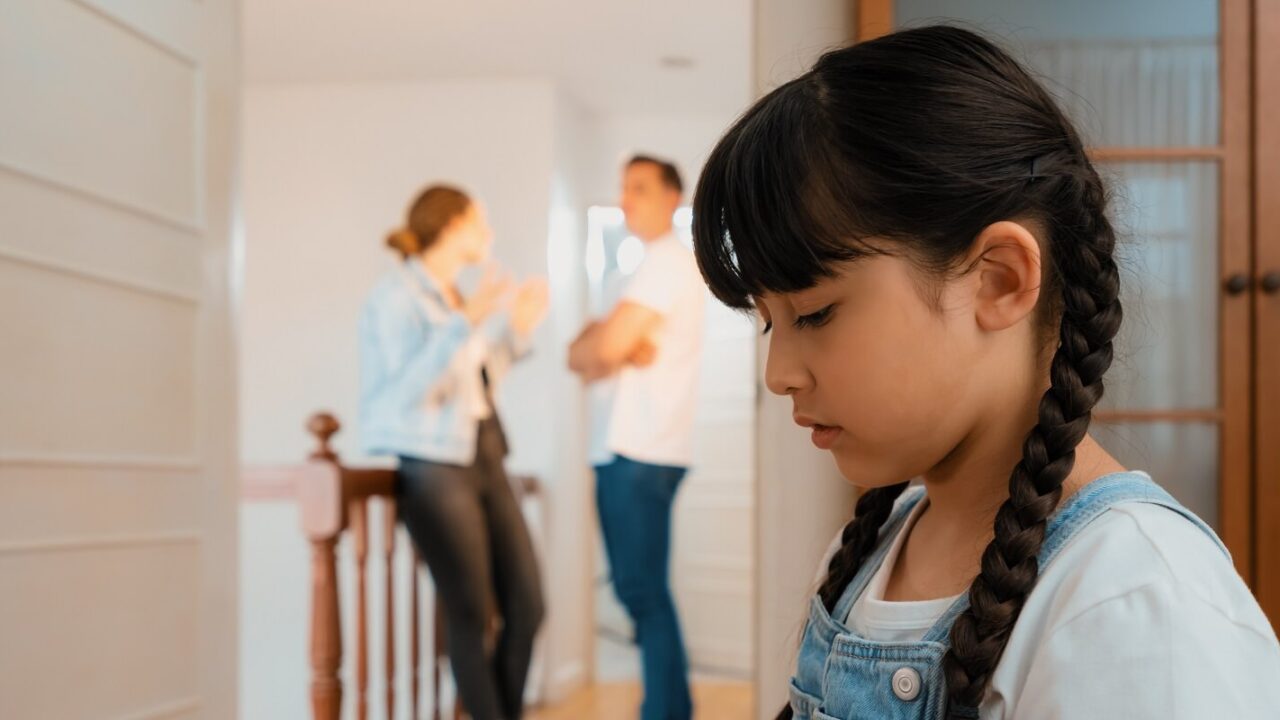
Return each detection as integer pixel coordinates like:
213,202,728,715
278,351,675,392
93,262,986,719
811,424,842,450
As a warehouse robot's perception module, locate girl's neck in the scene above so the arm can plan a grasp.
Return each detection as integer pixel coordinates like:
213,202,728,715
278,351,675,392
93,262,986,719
918,392,1125,542
884,400,1126,602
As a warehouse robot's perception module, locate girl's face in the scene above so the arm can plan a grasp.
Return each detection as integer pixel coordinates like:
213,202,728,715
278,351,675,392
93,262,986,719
757,249,1034,489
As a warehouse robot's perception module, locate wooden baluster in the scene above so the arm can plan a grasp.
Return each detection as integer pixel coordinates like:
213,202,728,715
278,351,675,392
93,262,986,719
309,536,341,720
351,497,370,720
385,498,398,718
411,549,421,720
303,413,344,720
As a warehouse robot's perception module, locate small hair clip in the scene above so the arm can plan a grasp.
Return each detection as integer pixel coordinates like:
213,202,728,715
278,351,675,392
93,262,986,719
1028,155,1048,179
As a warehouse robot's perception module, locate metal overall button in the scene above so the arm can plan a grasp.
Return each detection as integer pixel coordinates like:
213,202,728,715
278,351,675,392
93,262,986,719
891,667,921,701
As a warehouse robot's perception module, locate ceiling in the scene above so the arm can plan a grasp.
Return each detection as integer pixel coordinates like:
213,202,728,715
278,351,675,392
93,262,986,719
242,0,755,114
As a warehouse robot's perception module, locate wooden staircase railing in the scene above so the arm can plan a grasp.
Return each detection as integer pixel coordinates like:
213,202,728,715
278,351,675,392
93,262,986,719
294,411,541,720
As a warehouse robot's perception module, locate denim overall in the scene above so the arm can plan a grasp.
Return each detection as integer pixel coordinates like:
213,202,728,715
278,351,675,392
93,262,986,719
788,472,1229,720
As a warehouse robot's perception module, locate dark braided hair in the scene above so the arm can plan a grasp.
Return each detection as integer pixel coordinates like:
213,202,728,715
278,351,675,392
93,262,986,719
814,484,909,611
945,141,1121,710
690,26,1122,719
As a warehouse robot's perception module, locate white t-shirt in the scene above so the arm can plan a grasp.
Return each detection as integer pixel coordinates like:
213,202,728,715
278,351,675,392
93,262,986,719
818,483,1280,719
592,233,705,467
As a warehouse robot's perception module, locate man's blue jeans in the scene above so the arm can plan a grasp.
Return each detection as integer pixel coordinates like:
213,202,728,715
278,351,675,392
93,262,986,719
595,455,692,720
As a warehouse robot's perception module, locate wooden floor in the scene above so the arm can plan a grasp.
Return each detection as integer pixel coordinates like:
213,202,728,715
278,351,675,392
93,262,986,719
528,680,754,720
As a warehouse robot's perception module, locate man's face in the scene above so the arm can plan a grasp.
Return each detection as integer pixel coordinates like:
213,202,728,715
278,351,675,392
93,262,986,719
620,162,680,239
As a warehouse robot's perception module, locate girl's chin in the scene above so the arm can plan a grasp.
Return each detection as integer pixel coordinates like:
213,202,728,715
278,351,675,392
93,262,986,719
832,453,906,491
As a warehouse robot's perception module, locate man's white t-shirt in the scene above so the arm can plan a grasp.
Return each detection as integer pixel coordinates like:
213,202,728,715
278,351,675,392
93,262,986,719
816,478,1280,718
591,232,705,468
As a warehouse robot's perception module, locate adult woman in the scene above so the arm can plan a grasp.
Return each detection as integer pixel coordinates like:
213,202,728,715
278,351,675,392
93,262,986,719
359,185,548,719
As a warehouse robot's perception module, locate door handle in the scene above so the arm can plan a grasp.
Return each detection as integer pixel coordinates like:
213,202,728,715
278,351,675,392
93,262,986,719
1224,273,1251,295
1262,271,1280,295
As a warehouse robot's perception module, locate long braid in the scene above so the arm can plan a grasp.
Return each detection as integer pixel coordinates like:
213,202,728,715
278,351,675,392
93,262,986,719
942,157,1123,713
776,482,909,719
815,483,911,611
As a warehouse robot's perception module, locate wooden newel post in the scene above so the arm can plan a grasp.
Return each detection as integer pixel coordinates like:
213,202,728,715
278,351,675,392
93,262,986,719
301,411,347,720
308,411,341,462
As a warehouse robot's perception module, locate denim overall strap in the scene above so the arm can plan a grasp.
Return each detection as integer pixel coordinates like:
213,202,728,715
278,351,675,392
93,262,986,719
1037,471,1229,563
910,472,1224,719
831,487,929,622
790,487,934,720
794,472,1224,720
920,470,1228,647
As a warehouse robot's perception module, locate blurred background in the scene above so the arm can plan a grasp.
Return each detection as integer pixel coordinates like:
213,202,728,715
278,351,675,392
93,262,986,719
2,0,1277,719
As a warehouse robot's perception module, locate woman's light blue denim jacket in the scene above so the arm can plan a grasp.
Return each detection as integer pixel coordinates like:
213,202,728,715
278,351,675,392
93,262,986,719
358,261,530,465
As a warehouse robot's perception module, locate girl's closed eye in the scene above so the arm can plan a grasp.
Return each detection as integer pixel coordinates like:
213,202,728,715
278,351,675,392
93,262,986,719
793,304,835,329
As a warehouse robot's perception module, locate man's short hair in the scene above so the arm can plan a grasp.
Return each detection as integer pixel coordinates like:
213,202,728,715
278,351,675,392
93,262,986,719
627,154,683,194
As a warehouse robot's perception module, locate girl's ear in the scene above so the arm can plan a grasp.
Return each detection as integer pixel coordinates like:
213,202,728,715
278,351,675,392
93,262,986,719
967,220,1043,332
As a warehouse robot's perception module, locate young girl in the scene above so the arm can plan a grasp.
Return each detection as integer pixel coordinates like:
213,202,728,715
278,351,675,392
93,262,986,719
692,26,1280,719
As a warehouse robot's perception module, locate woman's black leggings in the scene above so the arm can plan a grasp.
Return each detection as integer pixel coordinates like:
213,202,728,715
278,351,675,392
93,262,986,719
397,418,544,720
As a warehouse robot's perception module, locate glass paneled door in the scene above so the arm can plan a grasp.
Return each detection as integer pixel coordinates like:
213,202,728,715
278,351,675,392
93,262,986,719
866,0,1256,581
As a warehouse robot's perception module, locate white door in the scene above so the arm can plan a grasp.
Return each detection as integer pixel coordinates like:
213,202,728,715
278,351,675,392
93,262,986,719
0,1,239,717
668,208,758,675
671,283,757,675
750,2,862,714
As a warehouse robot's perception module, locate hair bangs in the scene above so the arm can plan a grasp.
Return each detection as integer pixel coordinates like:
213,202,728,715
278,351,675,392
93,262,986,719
692,80,880,311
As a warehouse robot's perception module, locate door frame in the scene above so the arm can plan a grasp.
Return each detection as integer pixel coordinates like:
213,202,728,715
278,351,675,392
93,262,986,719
1253,0,1280,625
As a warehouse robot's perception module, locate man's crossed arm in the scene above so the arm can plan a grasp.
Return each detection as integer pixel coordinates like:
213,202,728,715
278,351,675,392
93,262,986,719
568,301,661,382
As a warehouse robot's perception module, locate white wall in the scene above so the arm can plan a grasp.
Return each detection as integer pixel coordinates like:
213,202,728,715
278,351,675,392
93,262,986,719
536,87,598,698
239,78,557,467
238,77,595,718
752,1,860,717
583,111,739,205
755,0,854,94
